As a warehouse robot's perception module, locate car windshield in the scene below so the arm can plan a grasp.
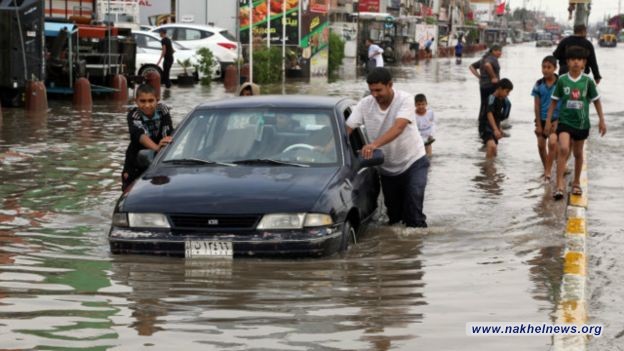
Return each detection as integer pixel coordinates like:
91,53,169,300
162,108,339,166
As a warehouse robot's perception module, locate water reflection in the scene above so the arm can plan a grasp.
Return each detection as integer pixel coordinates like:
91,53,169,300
102,229,425,350
472,160,506,196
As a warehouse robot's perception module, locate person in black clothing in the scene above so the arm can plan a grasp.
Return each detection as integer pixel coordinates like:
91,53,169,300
479,78,513,159
157,29,175,88
469,44,503,126
121,84,174,191
553,24,601,84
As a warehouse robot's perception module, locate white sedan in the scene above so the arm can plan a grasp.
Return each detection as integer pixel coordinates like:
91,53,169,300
150,24,239,70
132,31,221,80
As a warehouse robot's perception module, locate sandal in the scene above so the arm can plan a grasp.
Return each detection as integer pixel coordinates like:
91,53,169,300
571,185,583,196
553,190,564,200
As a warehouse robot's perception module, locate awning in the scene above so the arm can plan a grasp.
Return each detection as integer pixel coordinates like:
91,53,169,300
44,22,77,37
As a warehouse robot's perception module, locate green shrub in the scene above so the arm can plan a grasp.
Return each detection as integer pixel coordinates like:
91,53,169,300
252,46,282,84
197,47,214,85
176,58,193,76
328,31,345,76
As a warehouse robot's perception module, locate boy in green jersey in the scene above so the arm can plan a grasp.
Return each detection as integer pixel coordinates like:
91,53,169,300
545,46,606,200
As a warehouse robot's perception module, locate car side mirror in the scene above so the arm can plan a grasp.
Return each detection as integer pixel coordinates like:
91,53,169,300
137,149,156,171
357,149,384,169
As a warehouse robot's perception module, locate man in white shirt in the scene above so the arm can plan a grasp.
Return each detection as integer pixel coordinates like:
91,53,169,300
346,68,429,228
366,38,384,68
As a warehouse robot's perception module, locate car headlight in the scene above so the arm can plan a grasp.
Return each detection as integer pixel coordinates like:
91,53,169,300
303,214,333,227
256,213,333,230
127,213,171,229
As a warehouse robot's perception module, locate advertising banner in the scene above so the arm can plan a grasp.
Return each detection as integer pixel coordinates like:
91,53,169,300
239,0,300,45
358,0,380,13
300,0,329,58
300,0,329,76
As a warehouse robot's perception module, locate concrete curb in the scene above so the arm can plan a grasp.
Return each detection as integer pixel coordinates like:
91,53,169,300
554,149,588,351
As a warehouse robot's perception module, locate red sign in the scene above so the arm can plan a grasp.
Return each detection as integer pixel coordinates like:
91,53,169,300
358,0,380,12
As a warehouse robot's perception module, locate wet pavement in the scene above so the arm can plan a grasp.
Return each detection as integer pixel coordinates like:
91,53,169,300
1,42,623,350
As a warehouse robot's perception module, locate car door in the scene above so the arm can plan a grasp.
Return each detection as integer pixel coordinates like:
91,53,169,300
341,105,380,221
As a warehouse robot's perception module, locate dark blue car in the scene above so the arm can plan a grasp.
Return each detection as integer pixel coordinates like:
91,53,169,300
109,96,383,257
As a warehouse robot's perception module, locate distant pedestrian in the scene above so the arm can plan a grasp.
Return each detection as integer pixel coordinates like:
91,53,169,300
346,67,429,228
545,46,606,200
424,37,434,58
365,38,384,71
531,55,562,182
454,41,464,64
414,93,435,157
479,78,513,159
157,29,175,88
122,84,173,191
469,44,502,126
553,24,601,84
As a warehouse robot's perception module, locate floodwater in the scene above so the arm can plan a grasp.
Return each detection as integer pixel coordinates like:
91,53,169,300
1,42,622,350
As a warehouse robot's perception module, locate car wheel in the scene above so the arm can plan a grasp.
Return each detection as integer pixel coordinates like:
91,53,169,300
138,65,163,79
340,220,356,251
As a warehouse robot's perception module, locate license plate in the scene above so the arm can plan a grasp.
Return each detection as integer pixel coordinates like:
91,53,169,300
185,240,233,258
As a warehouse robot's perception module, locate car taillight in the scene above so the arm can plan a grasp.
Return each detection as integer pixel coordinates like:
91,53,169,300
217,42,237,50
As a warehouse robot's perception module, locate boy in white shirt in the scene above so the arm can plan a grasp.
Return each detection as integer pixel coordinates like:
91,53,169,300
415,94,435,157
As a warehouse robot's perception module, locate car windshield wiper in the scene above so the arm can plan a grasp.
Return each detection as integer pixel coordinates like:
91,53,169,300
162,158,236,167
232,158,309,168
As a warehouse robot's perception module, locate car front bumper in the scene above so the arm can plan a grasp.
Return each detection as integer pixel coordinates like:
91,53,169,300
108,225,344,257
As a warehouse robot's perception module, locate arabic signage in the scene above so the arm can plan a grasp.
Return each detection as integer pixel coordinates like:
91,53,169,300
358,0,380,12
239,0,300,45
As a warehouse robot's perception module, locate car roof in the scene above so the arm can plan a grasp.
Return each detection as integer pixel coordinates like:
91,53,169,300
154,23,227,32
133,30,157,38
194,95,351,110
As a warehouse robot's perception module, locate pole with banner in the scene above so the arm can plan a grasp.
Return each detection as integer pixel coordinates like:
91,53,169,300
282,0,287,88
249,0,254,83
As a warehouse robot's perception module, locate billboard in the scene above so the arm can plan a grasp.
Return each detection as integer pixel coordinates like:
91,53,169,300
239,0,300,45
300,0,329,76
358,0,380,13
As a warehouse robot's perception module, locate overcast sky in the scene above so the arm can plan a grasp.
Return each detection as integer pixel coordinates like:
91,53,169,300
509,0,622,23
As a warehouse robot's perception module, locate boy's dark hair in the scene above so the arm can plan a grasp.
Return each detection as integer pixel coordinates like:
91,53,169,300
496,78,513,91
366,67,392,85
488,43,502,53
542,55,557,66
565,45,589,60
415,94,427,103
135,84,157,98
573,24,587,34
159,28,167,34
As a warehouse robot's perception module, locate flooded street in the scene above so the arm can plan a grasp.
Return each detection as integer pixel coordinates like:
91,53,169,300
1,42,623,350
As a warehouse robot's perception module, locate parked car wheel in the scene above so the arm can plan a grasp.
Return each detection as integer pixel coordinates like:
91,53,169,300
138,64,163,79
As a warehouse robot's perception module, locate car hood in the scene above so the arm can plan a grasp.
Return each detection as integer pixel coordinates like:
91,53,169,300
120,166,340,214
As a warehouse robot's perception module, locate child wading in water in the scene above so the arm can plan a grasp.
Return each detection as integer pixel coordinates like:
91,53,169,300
415,94,435,157
545,46,606,200
479,78,513,159
532,55,562,181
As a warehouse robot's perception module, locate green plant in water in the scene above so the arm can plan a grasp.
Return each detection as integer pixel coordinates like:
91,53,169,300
197,47,214,85
176,58,193,76
252,47,282,84
328,31,345,78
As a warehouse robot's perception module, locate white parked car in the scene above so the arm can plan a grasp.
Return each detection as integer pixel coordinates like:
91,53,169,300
150,24,239,70
132,31,221,80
